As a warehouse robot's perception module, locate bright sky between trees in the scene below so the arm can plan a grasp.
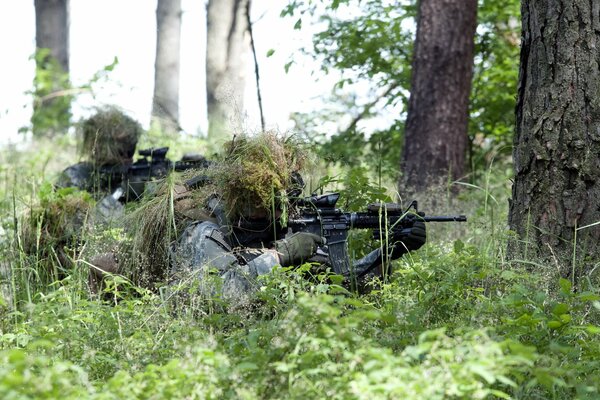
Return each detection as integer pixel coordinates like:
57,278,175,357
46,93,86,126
0,0,334,145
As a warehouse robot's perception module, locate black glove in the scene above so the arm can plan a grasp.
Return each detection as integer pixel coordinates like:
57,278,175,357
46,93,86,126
274,232,324,266
389,220,427,259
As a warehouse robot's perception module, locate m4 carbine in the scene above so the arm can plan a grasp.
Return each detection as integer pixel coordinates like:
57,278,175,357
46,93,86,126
100,147,209,201
237,192,466,275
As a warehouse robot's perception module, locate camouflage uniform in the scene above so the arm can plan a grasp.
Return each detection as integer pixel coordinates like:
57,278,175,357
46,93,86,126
171,205,424,300
173,221,279,300
56,162,124,224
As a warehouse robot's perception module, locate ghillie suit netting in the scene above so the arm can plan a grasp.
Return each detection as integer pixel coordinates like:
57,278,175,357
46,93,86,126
18,185,95,279
212,131,309,221
120,131,310,288
117,175,204,288
79,106,143,166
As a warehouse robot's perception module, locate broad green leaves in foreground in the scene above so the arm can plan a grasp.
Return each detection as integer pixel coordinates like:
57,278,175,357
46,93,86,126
2,247,600,399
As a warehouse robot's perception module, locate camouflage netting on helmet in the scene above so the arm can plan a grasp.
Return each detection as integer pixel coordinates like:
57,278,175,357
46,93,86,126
212,131,308,220
79,106,143,166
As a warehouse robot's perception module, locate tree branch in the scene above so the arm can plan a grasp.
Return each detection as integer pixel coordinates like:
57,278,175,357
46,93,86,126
246,1,265,132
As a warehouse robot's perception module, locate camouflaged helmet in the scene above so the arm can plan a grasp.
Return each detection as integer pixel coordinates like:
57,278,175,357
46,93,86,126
214,132,308,219
79,106,143,166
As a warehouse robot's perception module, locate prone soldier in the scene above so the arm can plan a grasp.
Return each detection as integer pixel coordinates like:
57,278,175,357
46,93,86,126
167,132,429,303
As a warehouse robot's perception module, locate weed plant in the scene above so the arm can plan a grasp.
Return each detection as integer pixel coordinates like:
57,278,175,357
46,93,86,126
1,141,600,399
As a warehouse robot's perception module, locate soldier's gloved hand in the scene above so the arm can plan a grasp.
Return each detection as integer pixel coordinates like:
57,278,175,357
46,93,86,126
274,232,324,266
390,220,427,259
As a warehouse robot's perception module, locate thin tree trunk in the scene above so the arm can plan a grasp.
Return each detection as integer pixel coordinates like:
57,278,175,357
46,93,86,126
35,0,69,73
206,0,250,139
400,0,477,191
152,0,182,134
509,0,600,280
246,0,265,132
33,0,70,136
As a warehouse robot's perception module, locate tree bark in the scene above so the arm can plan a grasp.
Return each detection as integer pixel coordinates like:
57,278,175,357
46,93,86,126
400,0,477,191
206,0,250,139
35,0,69,73
152,0,182,134
509,0,600,278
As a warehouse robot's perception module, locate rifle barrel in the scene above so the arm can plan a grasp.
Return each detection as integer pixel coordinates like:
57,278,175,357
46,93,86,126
424,215,467,222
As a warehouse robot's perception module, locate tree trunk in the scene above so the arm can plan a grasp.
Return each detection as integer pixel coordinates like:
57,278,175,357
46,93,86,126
33,0,70,136
509,0,600,279
400,0,477,191
35,0,69,72
206,0,250,139
152,0,182,134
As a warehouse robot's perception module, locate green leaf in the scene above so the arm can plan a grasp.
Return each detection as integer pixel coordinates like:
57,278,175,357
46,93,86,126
38,180,55,203
558,278,572,294
500,270,518,280
547,320,563,329
453,239,465,253
578,292,600,302
329,274,344,285
294,18,302,30
534,370,556,389
280,4,295,18
237,362,258,371
559,314,572,324
585,325,600,334
266,49,275,57
104,56,118,72
284,61,294,73
552,303,569,316
0,333,16,343
470,364,495,383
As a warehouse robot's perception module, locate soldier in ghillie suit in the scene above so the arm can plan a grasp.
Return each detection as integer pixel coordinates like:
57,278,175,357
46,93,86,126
18,184,96,278
56,106,143,221
166,132,427,303
47,106,143,287
89,132,425,298
19,108,141,273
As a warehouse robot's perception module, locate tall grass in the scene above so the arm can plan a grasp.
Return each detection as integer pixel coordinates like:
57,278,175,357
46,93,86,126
1,139,600,399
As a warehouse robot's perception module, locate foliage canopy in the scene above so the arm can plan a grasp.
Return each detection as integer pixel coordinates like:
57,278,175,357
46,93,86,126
285,0,520,181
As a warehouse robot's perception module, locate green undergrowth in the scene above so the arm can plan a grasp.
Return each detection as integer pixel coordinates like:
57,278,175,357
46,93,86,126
2,141,600,399
1,244,600,399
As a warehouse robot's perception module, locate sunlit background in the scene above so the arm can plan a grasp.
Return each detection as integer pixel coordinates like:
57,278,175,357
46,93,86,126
0,0,337,144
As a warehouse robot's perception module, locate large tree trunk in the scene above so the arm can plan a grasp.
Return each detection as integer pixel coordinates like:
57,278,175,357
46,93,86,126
509,0,600,279
400,0,477,191
152,0,182,134
33,0,70,136
206,0,250,139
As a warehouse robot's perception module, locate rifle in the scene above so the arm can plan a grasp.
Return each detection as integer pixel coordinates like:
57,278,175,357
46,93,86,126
237,192,466,275
99,147,210,201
